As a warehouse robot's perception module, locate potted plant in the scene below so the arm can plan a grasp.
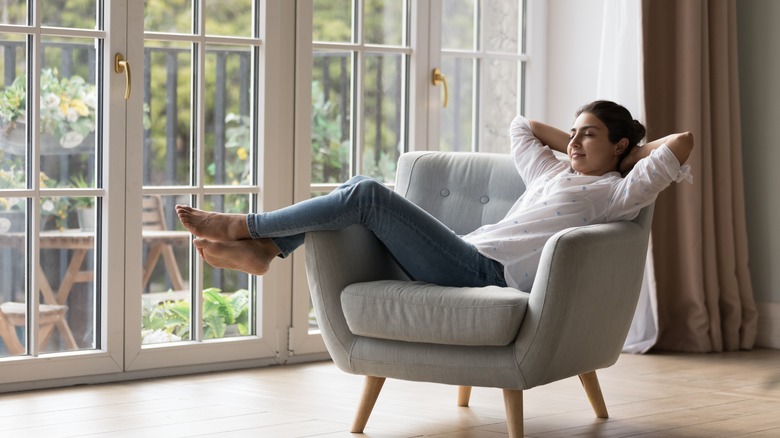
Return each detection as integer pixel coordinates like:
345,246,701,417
40,195,72,231
0,68,97,155
69,174,95,231
141,288,250,344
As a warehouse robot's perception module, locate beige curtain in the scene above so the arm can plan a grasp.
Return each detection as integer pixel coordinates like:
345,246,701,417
642,0,757,352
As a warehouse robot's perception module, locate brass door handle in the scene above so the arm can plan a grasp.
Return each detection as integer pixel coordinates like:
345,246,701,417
432,68,448,108
114,53,132,100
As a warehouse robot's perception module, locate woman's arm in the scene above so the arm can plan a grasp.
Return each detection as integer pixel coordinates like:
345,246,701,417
619,131,694,174
529,120,570,154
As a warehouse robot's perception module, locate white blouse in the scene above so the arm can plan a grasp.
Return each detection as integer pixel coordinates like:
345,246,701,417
463,115,692,291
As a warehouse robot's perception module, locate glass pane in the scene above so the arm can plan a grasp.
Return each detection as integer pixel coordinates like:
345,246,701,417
311,51,352,184
362,53,402,183
0,196,26,232
442,0,475,51
39,36,98,187
39,197,95,353
201,194,251,340
40,38,99,195
479,59,516,153
0,198,26,357
141,194,191,345
0,33,28,160
0,160,24,192
483,0,519,53
145,0,193,34
144,41,193,186
41,0,96,30
0,1,26,25
364,0,405,46
205,0,253,37
0,195,25,227
204,45,253,186
313,0,353,43
439,56,474,152
40,195,70,231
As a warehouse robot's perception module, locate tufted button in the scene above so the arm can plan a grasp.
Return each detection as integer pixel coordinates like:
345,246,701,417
480,195,489,204
440,188,450,197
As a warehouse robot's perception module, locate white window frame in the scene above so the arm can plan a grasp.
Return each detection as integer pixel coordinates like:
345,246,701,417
122,0,288,371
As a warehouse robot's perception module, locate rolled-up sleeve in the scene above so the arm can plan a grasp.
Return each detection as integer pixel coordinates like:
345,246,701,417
510,116,564,185
608,144,693,221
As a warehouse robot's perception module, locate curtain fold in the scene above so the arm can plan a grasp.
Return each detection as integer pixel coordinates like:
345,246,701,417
642,0,757,352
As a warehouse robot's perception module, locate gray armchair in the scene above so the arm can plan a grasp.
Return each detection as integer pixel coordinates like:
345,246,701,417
305,151,653,437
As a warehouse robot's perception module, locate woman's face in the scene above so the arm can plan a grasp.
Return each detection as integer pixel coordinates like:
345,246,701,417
568,112,626,176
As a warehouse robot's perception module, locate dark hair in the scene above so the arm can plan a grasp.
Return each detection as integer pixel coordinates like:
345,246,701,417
576,100,646,161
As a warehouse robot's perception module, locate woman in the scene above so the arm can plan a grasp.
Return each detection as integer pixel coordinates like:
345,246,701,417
176,100,693,291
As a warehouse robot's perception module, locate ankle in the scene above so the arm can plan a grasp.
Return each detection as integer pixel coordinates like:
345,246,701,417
229,214,252,240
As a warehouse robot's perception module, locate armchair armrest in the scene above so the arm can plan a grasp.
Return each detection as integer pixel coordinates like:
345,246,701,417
305,225,408,372
514,220,648,387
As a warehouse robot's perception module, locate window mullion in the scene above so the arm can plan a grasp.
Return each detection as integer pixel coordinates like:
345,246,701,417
473,58,480,152
27,1,42,357
352,0,365,177
192,0,207,343
352,52,363,177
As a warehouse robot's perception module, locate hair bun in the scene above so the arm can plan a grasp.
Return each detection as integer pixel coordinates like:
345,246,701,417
632,119,646,144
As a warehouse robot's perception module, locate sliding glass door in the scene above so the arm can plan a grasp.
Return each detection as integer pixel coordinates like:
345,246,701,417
0,0,126,382
0,0,289,385
123,0,284,370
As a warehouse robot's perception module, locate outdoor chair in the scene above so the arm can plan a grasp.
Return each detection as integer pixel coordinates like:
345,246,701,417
0,301,78,354
141,195,186,291
305,151,653,437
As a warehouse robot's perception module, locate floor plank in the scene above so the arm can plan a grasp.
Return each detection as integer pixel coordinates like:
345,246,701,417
0,349,778,437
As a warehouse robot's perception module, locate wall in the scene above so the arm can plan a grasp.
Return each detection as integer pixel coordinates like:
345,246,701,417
545,0,780,347
737,0,780,347
544,0,604,129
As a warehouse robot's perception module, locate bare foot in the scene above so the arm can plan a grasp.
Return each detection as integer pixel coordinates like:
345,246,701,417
176,205,251,241
193,237,280,275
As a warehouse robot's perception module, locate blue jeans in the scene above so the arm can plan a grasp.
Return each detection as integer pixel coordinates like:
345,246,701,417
246,175,506,288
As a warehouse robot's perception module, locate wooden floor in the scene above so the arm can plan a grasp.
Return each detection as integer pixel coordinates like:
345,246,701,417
1,349,779,437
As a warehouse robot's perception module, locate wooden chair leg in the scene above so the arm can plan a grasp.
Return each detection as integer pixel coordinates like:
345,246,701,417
0,311,24,355
457,386,472,407
161,244,186,290
141,243,163,289
579,371,609,418
55,319,79,350
503,389,524,438
38,322,56,350
352,376,385,433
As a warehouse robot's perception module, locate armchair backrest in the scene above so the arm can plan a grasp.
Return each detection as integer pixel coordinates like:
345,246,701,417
395,152,525,235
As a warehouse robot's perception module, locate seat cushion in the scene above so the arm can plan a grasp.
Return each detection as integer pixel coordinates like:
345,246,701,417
341,280,529,346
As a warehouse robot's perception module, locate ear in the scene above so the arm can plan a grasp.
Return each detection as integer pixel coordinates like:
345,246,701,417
614,138,629,156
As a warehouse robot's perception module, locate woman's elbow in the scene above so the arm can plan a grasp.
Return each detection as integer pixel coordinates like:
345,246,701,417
670,131,694,165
